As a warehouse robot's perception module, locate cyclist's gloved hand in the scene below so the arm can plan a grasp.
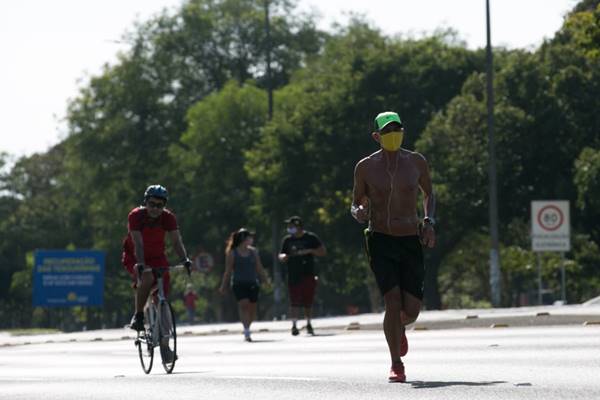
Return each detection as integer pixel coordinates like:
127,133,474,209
183,258,192,276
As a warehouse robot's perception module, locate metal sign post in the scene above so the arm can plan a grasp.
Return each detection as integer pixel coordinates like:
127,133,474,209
531,200,570,304
536,252,542,305
560,252,566,303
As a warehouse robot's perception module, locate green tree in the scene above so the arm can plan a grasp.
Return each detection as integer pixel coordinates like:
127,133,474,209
418,2,600,306
169,81,270,320
574,147,600,241
246,22,484,311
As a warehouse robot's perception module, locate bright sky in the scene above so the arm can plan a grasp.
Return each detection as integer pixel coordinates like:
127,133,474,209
0,0,578,159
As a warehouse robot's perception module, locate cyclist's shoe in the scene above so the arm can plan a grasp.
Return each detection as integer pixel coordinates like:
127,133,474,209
306,323,314,336
291,325,299,336
160,346,177,364
400,328,408,357
129,313,145,331
388,362,406,383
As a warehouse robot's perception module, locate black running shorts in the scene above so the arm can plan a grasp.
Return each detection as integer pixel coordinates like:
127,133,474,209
364,231,425,299
232,282,260,303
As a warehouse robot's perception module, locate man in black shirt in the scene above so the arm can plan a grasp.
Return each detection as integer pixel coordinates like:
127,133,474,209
278,216,327,336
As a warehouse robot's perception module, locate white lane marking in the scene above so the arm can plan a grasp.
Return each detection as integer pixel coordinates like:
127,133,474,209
218,375,323,381
0,377,46,382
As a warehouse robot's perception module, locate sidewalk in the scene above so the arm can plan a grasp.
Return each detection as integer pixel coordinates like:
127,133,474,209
2,302,600,347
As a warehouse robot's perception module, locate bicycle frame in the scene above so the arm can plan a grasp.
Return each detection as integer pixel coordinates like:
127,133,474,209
135,264,186,374
147,270,167,349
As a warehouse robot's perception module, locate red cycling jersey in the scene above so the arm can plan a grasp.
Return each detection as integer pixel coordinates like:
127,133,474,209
122,207,178,294
129,206,177,265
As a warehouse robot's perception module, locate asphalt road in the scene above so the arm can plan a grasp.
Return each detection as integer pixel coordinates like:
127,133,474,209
1,325,599,400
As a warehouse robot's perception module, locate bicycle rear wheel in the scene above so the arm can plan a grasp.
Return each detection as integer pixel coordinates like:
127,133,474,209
136,307,155,374
159,301,177,373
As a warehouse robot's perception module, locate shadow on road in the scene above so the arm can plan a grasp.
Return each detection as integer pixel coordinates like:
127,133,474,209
167,370,214,376
306,333,336,337
410,380,507,389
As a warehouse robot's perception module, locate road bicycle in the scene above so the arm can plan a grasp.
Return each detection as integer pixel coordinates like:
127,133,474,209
134,264,188,374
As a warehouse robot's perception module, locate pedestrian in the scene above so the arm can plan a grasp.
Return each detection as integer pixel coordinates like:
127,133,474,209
183,283,199,323
351,111,435,382
278,216,327,336
219,228,271,342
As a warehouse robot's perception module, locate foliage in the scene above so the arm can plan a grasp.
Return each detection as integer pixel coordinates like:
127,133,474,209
1,0,599,329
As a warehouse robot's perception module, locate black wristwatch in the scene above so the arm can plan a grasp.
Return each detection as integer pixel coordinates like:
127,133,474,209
423,217,436,227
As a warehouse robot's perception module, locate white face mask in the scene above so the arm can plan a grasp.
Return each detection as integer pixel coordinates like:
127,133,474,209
287,227,298,235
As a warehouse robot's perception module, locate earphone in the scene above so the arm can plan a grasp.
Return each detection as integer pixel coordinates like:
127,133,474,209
385,150,400,234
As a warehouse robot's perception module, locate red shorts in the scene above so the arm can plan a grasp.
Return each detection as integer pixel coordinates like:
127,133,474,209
288,276,317,307
123,262,171,297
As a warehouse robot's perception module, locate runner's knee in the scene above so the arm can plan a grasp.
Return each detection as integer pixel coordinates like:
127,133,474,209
383,287,402,306
403,311,419,325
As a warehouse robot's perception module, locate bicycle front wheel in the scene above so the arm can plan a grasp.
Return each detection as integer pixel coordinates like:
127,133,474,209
159,301,177,373
136,308,155,374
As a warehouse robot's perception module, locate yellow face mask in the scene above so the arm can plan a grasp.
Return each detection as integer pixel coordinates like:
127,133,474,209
380,131,404,151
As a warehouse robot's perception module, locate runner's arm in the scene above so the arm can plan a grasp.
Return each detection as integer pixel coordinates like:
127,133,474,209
310,244,327,257
417,154,436,221
351,161,369,223
417,154,436,248
300,238,327,257
219,251,234,292
278,239,289,263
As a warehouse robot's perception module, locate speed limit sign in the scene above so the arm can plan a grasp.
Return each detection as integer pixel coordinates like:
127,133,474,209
531,201,570,252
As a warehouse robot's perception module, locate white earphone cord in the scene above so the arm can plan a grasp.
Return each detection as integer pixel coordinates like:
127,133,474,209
385,151,399,234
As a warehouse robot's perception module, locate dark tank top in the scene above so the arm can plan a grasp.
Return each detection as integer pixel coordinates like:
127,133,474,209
232,248,258,284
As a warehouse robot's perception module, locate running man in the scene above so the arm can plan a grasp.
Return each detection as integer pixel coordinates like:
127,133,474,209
122,185,192,333
278,216,327,336
351,111,435,382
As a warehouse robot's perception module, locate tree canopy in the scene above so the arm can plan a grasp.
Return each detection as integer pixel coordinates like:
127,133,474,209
1,0,599,329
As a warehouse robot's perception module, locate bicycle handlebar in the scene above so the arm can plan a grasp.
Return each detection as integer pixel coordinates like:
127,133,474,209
137,263,191,278
154,264,186,271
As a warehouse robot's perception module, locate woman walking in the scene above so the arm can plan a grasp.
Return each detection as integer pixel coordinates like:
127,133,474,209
219,228,271,341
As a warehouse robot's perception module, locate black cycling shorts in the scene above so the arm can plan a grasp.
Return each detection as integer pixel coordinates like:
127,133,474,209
364,231,425,299
232,281,260,303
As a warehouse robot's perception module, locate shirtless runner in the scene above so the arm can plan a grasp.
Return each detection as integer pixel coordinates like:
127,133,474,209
351,111,436,383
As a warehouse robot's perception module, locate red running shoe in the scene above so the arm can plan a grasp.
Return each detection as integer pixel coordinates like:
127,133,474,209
400,328,408,357
388,362,406,383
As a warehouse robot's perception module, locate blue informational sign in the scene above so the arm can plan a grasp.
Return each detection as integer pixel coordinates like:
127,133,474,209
33,250,105,307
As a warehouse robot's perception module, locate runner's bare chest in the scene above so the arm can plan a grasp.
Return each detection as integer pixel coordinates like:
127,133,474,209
364,153,420,200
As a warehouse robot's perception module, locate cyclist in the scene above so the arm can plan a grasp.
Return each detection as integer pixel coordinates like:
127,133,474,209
122,185,192,337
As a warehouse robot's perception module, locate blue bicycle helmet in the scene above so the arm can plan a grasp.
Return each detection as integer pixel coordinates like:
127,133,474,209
144,184,168,202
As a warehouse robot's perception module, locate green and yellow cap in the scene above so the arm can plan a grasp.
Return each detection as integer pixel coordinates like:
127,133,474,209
374,111,402,131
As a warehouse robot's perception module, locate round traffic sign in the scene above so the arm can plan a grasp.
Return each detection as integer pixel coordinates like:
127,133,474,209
537,205,564,231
